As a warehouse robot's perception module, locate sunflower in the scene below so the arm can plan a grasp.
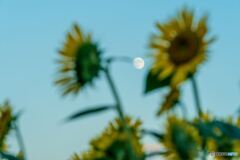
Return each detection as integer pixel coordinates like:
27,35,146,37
0,101,13,150
71,117,144,160
192,114,240,160
157,88,180,116
55,24,102,96
150,8,214,87
163,116,201,160
206,138,240,160
237,116,240,127
204,117,240,160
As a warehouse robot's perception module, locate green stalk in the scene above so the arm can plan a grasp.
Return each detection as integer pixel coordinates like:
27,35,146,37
191,76,206,160
201,150,207,160
104,67,125,121
13,122,27,160
106,56,132,65
103,66,137,160
190,76,203,117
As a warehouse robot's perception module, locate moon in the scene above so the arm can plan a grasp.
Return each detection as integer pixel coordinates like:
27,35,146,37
133,57,145,69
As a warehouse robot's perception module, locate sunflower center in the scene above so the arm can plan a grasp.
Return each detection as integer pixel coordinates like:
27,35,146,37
168,31,200,65
75,43,101,85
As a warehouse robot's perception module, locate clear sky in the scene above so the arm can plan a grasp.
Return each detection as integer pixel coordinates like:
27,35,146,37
0,0,240,159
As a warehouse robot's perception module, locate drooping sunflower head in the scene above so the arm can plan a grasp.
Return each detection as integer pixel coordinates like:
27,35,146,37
163,116,201,160
0,101,14,150
55,24,102,96
71,117,144,160
150,8,214,87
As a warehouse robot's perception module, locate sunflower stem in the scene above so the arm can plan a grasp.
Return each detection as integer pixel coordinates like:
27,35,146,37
13,121,27,160
103,66,137,160
190,76,203,117
104,67,125,121
201,150,207,160
106,56,132,64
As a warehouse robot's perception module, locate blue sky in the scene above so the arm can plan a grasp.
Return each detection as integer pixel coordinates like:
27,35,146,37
0,0,240,159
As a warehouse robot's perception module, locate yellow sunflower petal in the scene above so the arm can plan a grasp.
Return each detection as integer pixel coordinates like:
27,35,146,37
0,101,14,150
73,24,84,42
171,68,187,87
156,23,173,40
157,88,180,115
181,9,194,29
159,65,174,79
197,15,208,37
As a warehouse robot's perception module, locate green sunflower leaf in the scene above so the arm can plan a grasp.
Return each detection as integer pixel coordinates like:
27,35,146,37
142,129,164,141
211,120,240,139
64,105,115,122
144,70,172,94
194,120,240,140
193,121,216,139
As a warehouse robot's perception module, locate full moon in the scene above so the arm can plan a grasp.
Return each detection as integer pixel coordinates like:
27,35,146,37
133,57,145,69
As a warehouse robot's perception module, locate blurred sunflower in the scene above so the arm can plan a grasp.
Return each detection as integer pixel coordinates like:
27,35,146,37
71,117,144,160
204,118,240,160
0,101,13,151
237,116,240,127
163,116,201,160
193,114,240,160
55,24,102,96
150,8,214,87
157,88,180,116
207,138,240,160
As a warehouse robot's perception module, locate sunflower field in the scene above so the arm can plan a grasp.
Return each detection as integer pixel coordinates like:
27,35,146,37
1,4,240,160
